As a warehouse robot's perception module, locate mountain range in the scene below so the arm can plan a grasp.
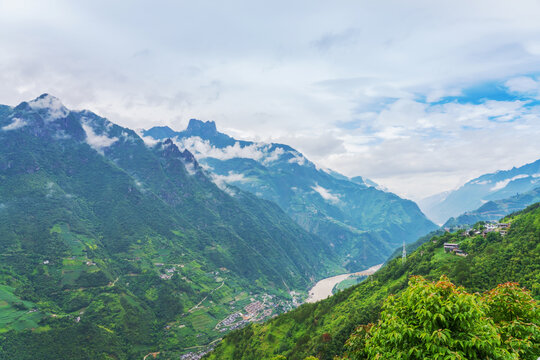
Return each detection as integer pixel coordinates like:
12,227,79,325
420,159,540,224
443,186,540,228
3,94,536,359
0,94,343,358
144,120,437,270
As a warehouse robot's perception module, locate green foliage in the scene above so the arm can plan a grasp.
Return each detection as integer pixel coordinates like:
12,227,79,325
365,276,507,359
0,98,342,358
338,325,372,360
337,277,539,360
208,203,540,360
483,282,540,358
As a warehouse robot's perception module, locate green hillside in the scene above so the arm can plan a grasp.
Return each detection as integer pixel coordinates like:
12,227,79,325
0,95,341,359
207,203,540,360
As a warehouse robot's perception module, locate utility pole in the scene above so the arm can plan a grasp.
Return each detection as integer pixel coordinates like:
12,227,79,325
402,240,406,264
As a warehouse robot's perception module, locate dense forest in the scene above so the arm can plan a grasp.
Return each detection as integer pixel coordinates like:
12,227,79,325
0,95,342,359
206,203,540,360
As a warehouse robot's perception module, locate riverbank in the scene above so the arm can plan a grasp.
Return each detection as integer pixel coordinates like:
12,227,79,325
306,263,383,303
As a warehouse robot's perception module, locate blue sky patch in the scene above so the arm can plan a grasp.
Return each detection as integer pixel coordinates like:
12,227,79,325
426,75,540,107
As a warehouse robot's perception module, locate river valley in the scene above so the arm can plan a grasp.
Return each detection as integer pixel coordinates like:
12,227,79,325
306,263,383,303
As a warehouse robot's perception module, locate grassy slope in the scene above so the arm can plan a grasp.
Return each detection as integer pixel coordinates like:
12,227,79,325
207,203,540,360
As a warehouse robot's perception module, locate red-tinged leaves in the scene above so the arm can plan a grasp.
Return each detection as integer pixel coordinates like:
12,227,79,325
352,276,537,360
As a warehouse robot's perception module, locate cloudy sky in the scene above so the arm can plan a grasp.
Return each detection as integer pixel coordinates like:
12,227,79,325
1,0,540,200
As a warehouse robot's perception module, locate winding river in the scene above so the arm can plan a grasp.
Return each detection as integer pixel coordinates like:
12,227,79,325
306,263,383,303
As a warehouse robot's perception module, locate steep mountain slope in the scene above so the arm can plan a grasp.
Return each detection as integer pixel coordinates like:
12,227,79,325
0,95,340,359
420,159,540,224
145,120,437,270
206,203,540,360
444,186,540,227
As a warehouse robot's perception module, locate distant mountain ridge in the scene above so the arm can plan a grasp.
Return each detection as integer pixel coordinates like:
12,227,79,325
144,120,437,271
443,186,540,228
420,158,540,224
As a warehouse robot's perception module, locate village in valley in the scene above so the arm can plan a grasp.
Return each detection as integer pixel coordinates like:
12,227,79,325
214,292,294,332
178,292,301,360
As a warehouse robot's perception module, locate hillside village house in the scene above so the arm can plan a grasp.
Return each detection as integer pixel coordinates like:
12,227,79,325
443,243,459,252
444,243,468,257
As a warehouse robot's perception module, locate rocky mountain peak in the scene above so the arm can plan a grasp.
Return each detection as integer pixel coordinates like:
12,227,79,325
186,119,218,137
27,93,69,121
161,138,198,167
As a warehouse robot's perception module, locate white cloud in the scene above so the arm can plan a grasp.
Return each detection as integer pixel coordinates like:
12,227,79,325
184,162,197,176
311,183,340,204
135,128,159,147
53,130,71,140
490,174,530,191
288,155,307,166
1,1,540,199
210,172,246,196
310,98,540,199
471,180,490,185
120,131,136,142
273,133,346,158
2,117,27,131
220,186,237,197
174,136,285,165
82,123,118,154
211,171,250,188
198,162,213,171
505,76,540,99
29,94,69,121
264,147,285,163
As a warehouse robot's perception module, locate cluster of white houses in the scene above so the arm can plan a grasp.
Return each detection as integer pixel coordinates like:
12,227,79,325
482,222,510,236
457,221,511,237
444,221,511,257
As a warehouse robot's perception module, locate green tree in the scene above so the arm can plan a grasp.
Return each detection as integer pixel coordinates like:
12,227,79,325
365,276,511,360
335,324,372,360
483,282,540,359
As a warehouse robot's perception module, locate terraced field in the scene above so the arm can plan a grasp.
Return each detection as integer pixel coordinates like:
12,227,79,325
0,285,43,332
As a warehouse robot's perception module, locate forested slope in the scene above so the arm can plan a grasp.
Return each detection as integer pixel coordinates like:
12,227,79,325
207,203,540,360
0,95,341,359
